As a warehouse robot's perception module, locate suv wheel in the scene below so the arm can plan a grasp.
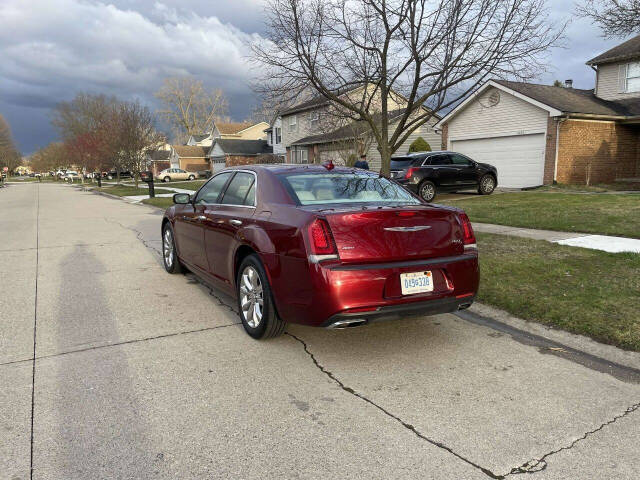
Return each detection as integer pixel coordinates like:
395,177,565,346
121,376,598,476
163,176,171,183
162,224,183,274
237,254,286,339
419,181,436,202
479,175,496,195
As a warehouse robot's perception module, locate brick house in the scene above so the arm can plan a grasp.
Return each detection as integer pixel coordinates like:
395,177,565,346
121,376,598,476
207,139,273,171
436,35,640,188
171,145,209,172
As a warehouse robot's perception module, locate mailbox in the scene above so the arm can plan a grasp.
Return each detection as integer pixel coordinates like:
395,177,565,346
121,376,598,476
140,171,153,183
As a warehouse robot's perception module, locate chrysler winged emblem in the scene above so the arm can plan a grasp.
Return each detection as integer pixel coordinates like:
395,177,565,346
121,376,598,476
383,226,432,232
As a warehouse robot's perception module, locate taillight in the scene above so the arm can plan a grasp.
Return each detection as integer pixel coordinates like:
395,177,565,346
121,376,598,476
404,167,418,179
308,218,339,262
458,213,477,250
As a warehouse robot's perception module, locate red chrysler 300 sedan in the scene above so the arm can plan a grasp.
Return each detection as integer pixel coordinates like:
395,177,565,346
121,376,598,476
161,164,479,339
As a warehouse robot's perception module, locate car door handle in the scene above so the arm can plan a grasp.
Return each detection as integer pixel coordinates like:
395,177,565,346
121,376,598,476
229,219,242,226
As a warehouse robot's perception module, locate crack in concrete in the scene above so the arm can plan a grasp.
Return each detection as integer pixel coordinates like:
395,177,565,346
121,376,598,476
104,217,162,256
185,273,239,314
285,332,504,479
0,323,241,368
508,401,640,475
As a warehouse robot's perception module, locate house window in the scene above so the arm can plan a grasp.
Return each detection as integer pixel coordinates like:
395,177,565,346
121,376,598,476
289,115,297,133
627,62,640,92
275,127,282,144
309,111,319,126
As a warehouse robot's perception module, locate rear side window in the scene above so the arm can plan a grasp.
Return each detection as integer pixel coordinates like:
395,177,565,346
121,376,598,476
195,172,233,204
429,154,451,165
244,182,256,206
390,157,415,169
221,172,255,206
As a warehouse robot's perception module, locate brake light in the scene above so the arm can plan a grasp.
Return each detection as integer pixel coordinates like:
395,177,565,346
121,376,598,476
458,213,477,250
404,167,418,179
308,218,338,262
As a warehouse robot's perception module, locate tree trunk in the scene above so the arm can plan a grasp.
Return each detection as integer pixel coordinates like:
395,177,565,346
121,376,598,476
379,142,391,177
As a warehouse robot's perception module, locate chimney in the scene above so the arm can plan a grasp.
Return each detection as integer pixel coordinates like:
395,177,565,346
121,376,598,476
565,79,573,89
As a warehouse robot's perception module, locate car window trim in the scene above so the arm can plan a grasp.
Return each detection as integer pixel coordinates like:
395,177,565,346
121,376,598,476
196,170,257,208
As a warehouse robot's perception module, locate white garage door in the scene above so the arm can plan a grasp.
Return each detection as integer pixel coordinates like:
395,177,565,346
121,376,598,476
451,133,545,189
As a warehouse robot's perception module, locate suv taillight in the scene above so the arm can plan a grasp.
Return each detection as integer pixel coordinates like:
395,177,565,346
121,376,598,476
405,167,418,179
308,218,339,262
458,213,477,250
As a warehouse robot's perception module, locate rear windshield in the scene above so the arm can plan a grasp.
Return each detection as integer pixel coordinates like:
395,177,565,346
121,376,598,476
278,172,420,206
390,156,422,169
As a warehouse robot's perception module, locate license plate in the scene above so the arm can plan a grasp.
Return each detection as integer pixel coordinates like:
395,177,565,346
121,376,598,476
400,271,433,295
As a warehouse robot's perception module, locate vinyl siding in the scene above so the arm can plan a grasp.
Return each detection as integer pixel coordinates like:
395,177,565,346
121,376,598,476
595,62,640,100
365,119,441,172
270,117,286,156
447,87,548,144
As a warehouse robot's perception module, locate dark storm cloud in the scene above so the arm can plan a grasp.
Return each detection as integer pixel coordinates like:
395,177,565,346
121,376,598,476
0,0,268,153
0,0,629,154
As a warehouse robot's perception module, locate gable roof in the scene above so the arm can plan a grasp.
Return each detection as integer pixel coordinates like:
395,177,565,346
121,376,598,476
211,139,273,156
493,80,640,116
280,85,365,116
215,122,254,135
291,108,438,146
190,133,211,142
587,34,640,66
437,79,640,128
172,145,207,158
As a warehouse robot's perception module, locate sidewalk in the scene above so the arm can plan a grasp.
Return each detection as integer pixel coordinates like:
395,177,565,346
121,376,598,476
473,222,640,254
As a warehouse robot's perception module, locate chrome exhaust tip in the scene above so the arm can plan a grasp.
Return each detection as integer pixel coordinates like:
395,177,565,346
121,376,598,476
327,318,368,329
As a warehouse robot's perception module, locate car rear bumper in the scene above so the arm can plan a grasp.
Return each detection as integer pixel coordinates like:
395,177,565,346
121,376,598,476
264,252,479,328
322,295,474,328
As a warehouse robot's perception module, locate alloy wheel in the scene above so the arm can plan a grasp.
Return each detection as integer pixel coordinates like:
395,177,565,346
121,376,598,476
481,176,495,193
421,183,435,201
163,229,174,268
240,266,264,328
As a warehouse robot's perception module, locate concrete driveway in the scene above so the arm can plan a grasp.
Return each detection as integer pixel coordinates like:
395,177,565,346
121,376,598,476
2,183,639,479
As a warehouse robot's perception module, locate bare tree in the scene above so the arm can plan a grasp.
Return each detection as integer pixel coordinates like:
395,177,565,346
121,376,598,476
576,0,640,38
155,77,228,143
116,101,164,187
30,142,67,175
253,0,563,175
0,113,22,172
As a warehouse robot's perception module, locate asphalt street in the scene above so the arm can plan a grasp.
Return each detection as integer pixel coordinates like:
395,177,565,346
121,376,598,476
1,182,639,479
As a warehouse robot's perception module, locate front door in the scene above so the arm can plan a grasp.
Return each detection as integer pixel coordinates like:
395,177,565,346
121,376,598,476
173,204,207,269
449,153,478,187
204,172,256,284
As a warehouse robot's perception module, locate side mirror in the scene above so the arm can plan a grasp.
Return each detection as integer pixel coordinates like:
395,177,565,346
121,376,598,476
173,193,191,204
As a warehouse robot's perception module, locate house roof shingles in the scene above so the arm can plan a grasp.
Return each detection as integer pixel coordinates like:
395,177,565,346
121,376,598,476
587,34,640,65
213,139,273,156
494,80,640,117
216,122,254,135
191,133,210,142
148,150,171,161
172,145,207,158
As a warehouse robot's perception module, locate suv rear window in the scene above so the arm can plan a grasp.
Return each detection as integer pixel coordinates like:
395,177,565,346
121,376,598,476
390,156,424,169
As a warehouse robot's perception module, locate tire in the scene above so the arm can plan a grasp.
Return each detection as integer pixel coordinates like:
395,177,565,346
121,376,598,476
236,254,285,339
162,224,183,274
163,176,171,183
418,180,437,202
478,174,496,195
188,175,195,180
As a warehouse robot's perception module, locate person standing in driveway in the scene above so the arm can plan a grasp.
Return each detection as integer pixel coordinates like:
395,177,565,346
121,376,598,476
354,154,369,170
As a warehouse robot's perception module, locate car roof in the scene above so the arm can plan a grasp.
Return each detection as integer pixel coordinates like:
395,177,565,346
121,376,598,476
224,164,379,175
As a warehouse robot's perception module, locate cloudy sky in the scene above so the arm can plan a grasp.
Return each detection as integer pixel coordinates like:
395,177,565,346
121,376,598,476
0,0,626,154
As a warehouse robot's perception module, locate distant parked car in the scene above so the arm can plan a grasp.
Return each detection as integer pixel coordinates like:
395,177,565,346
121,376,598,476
196,170,213,179
106,170,132,180
63,171,80,182
390,151,498,202
156,168,196,182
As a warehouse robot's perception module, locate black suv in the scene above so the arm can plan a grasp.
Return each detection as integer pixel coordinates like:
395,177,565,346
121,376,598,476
390,151,498,202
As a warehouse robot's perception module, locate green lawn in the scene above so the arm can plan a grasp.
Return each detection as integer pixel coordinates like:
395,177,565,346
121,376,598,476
156,179,206,191
476,233,640,351
96,185,173,197
442,192,640,238
142,197,174,209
